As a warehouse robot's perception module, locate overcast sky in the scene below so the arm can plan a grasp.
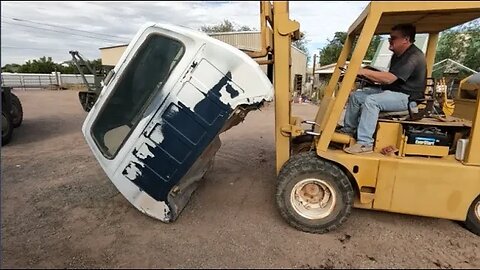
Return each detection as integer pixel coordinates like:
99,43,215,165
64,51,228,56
1,1,370,67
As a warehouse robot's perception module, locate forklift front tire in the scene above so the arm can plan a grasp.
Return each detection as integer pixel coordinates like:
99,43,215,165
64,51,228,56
465,196,480,236
276,152,354,234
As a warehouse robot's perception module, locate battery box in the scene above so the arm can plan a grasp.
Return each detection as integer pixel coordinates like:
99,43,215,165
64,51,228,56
405,126,450,146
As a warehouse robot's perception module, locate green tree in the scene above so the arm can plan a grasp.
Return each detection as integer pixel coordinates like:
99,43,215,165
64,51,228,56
435,19,480,73
2,56,103,74
17,56,58,73
200,19,310,61
200,19,255,33
318,32,347,66
1,63,21,73
292,31,310,62
318,32,382,66
59,58,102,74
58,62,78,74
366,35,382,61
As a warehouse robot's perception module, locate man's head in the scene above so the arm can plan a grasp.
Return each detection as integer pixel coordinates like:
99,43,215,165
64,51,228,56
388,23,416,55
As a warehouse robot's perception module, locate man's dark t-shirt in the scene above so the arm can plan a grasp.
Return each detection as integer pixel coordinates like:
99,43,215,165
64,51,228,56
381,44,426,100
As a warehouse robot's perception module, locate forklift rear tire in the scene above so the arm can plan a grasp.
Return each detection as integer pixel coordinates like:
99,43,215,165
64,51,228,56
10,93,23,128
276,152,354,234
2,109,13,146
465,196,480,236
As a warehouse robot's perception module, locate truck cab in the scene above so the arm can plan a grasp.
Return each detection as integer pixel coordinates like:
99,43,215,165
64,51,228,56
82,23,273,222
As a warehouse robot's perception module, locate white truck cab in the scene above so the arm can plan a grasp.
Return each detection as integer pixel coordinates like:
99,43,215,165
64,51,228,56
82,23,273,222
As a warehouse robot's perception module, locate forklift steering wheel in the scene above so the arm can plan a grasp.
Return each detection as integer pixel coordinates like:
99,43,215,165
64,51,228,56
338,67,375,85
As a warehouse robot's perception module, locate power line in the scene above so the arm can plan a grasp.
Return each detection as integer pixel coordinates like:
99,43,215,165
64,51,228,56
1,20,125,43
1,46,56,50
1,16,126,40
1,20,127,43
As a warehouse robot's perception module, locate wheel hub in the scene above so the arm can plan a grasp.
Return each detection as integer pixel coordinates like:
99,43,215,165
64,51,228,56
290,178,336,220
300,183,323,204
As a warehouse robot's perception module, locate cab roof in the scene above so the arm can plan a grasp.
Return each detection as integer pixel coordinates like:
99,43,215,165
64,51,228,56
348,1,480,35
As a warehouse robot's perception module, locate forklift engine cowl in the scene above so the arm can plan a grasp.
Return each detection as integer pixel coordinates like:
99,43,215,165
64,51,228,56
81,23,273,222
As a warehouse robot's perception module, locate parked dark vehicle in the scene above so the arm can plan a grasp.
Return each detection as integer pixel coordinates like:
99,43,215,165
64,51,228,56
2,87,24,145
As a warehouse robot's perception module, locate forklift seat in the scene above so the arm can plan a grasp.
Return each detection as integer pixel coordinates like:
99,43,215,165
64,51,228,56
378,78,436,121
378,107,416,118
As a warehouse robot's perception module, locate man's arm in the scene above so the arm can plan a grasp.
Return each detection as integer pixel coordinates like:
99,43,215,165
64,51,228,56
358,68,398,85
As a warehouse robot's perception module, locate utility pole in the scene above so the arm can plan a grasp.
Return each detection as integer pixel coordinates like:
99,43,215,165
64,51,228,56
311,54,317,97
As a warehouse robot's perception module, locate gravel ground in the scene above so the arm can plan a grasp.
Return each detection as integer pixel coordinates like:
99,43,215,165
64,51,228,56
1,89,479,268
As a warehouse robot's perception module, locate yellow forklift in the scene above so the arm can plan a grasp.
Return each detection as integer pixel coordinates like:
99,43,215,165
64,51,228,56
257,2,480,235
81,0,479,236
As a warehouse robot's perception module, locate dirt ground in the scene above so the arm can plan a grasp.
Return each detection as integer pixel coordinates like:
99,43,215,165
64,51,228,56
1,89,479,269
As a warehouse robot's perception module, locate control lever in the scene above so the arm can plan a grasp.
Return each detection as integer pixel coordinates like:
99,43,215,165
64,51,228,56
301,120,320,136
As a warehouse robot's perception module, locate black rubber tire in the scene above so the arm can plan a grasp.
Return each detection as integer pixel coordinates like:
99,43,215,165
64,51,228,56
10,93,23,128
464,196,480,236
276,152,354,234
2,109,13,146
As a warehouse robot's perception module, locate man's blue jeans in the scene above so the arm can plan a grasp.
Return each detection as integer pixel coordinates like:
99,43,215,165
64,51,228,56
342,87,410,146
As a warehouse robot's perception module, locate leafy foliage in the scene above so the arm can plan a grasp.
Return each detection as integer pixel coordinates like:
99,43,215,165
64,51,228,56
435,19,480,73
318,32,347,66
318,32,382,66
200,19,255,33
318,18,479,72
200,19,310,61
1,56,102,74
292,31,310,61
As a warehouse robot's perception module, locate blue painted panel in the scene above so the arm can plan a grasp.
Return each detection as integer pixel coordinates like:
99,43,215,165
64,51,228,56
122,71,239,201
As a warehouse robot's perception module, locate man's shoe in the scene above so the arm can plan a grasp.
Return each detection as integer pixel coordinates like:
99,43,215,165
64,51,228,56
344,143,373,154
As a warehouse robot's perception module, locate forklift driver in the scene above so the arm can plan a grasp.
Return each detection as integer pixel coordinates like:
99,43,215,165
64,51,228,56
340,23,427,154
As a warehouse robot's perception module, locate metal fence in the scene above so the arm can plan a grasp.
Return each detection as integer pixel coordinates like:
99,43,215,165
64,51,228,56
1,72,94,89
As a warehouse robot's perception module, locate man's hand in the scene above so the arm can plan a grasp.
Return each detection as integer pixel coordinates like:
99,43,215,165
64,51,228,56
358,67,398,85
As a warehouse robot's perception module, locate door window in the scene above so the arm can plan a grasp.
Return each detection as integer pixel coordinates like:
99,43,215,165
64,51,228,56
91,34,185,158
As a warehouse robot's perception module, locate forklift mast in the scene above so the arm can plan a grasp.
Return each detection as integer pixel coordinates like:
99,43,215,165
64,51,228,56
250,2,301,173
